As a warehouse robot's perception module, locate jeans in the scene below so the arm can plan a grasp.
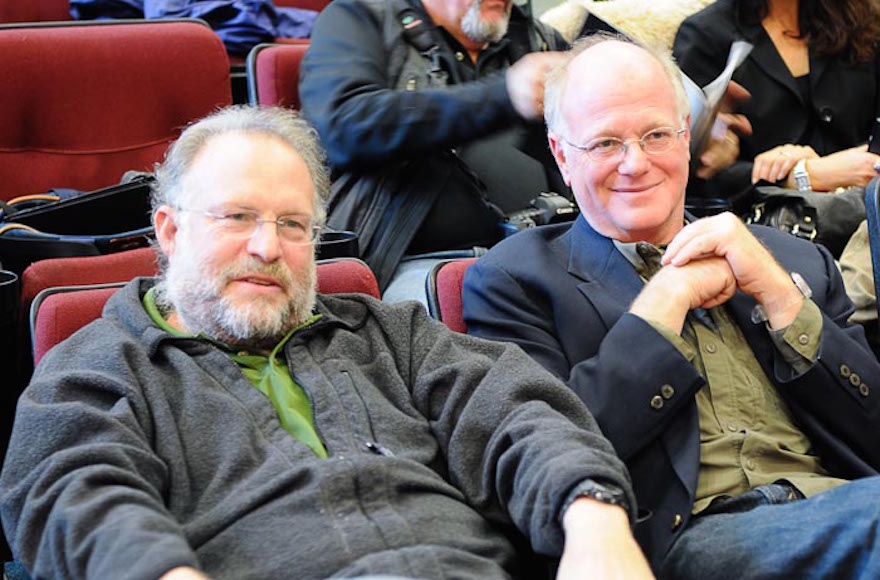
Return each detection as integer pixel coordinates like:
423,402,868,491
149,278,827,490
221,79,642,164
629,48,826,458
381,249,485,309
661,477,880,579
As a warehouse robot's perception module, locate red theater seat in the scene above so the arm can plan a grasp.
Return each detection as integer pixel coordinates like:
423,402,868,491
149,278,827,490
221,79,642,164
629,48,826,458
274,0,331,12
426,258,477,333
0,0,71,23
0,19,232,201
246,42,309,108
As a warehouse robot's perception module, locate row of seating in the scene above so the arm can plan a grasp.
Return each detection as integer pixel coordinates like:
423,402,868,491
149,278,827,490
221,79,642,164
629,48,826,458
0,0,332,24
0,18,314,203
24,250,473,365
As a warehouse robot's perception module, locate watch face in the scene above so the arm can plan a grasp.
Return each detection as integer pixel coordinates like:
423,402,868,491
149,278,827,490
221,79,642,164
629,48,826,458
791,272,812,299
794,161,811,192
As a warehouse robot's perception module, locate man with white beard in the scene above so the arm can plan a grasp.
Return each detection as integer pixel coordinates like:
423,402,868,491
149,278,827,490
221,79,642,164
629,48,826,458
300,0,574,296
0,107,651,580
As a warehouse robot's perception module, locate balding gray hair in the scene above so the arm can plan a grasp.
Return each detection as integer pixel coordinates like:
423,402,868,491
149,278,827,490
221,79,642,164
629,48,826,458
543,32,691,139
151,105,330,230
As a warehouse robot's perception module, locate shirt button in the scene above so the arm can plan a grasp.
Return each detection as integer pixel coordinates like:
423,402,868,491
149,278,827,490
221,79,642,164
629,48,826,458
860,383,870,397
727,423,738,432
819,106,833,123
705,343,717,354
840,364,851,378
455,51,465,61
661,384,675,399
237,350,249,356
671,513,683,531
849,373,862,387
650,395,665,410
797,333,809,345
746,459,756,470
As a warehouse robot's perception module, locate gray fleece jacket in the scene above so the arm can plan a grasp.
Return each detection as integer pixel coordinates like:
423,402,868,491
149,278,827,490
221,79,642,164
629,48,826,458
1,278,632,580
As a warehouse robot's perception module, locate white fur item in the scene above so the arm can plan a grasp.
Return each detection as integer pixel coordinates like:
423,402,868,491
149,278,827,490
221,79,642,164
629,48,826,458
540,0,714,50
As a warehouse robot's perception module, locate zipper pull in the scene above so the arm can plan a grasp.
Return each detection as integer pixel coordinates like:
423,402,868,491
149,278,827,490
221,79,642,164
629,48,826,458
365,441,394,457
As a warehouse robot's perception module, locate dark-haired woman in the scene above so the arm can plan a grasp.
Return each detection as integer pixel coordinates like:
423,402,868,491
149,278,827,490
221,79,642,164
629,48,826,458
673,0,880,210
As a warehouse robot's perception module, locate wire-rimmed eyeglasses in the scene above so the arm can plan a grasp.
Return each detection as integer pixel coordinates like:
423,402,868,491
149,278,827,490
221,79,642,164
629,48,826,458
563,126,687,163
176,207,321,245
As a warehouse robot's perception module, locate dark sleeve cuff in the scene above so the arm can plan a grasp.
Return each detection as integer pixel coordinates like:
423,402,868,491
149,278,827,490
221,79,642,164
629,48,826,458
559,479,632,526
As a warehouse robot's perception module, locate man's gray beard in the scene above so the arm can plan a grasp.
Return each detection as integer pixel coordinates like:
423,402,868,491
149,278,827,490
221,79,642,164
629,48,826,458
461,0,511,43
155,255,317,350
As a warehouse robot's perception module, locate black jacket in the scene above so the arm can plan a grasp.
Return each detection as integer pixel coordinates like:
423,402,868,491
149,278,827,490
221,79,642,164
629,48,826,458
673,0,880,208
299,0,567,288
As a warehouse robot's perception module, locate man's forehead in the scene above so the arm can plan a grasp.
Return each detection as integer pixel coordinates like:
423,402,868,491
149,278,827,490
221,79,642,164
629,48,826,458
179,131,314,209
562,43,676,124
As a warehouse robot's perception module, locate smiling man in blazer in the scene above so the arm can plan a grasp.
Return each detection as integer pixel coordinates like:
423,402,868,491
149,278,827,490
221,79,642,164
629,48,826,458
463,33,880,579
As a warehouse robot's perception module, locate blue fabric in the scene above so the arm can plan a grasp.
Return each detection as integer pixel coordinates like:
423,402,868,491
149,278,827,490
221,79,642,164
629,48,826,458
70,0,317,54
662,478,880,578
145,0,317,54
3,560,31,580
70,0,144,19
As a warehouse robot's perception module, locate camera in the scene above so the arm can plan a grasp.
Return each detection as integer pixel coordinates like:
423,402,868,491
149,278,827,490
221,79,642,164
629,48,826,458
500,192,579,237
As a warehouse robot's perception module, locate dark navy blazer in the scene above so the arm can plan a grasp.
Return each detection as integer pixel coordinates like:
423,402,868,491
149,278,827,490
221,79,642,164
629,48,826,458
463,215,880,569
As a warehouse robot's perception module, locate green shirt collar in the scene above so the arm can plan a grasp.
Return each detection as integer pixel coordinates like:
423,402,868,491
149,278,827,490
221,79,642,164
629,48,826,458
142,287,321,356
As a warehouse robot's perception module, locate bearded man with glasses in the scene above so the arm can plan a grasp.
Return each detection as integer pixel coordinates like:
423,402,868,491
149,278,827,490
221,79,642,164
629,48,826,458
463,34,880,579
0,106,652,580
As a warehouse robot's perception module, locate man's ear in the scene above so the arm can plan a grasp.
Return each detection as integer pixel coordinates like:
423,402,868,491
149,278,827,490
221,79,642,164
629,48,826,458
154,205,179,259
547,131,572,187
683,115,692,163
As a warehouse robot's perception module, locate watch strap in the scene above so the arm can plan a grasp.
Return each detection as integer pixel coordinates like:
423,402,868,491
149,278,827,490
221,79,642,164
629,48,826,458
559,479,630,522
794,159,812,193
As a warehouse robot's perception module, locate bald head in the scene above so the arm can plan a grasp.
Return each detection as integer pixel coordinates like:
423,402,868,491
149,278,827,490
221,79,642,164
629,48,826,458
544,35,690,141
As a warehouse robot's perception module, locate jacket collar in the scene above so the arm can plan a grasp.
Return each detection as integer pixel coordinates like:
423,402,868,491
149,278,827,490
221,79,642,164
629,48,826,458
564,216,645,329
734,8,830,106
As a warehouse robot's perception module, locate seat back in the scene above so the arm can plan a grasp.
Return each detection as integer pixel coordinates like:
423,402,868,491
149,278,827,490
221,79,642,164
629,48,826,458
246,41,309,108
425,258,477,333
0,0,71,23
30,257,379,364
273,0,331,12
315,257,380,298
0,19,232,200
15,246,160,388
20,246,159,328
864,177,880,323
31,283,124,364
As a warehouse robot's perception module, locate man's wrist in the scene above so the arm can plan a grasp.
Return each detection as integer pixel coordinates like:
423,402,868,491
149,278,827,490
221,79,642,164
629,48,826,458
630,277,690,334
560,479,630,525
751,272,811,328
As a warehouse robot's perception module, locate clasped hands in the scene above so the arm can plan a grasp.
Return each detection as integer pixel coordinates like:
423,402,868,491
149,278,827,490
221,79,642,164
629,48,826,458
630,213,804,334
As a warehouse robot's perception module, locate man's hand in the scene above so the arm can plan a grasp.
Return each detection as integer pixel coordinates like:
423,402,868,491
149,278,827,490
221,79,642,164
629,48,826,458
696,81,753,179
751,143,818,184
506,51,565,120
696,113,751,179
558,498,654,580
630,257,737,334
662,213,803,328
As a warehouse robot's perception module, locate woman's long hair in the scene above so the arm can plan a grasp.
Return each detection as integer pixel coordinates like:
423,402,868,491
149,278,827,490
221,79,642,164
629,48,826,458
738,0,880,64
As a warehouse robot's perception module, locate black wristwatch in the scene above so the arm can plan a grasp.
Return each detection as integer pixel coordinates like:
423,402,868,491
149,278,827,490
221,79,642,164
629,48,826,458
560,479,630,521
